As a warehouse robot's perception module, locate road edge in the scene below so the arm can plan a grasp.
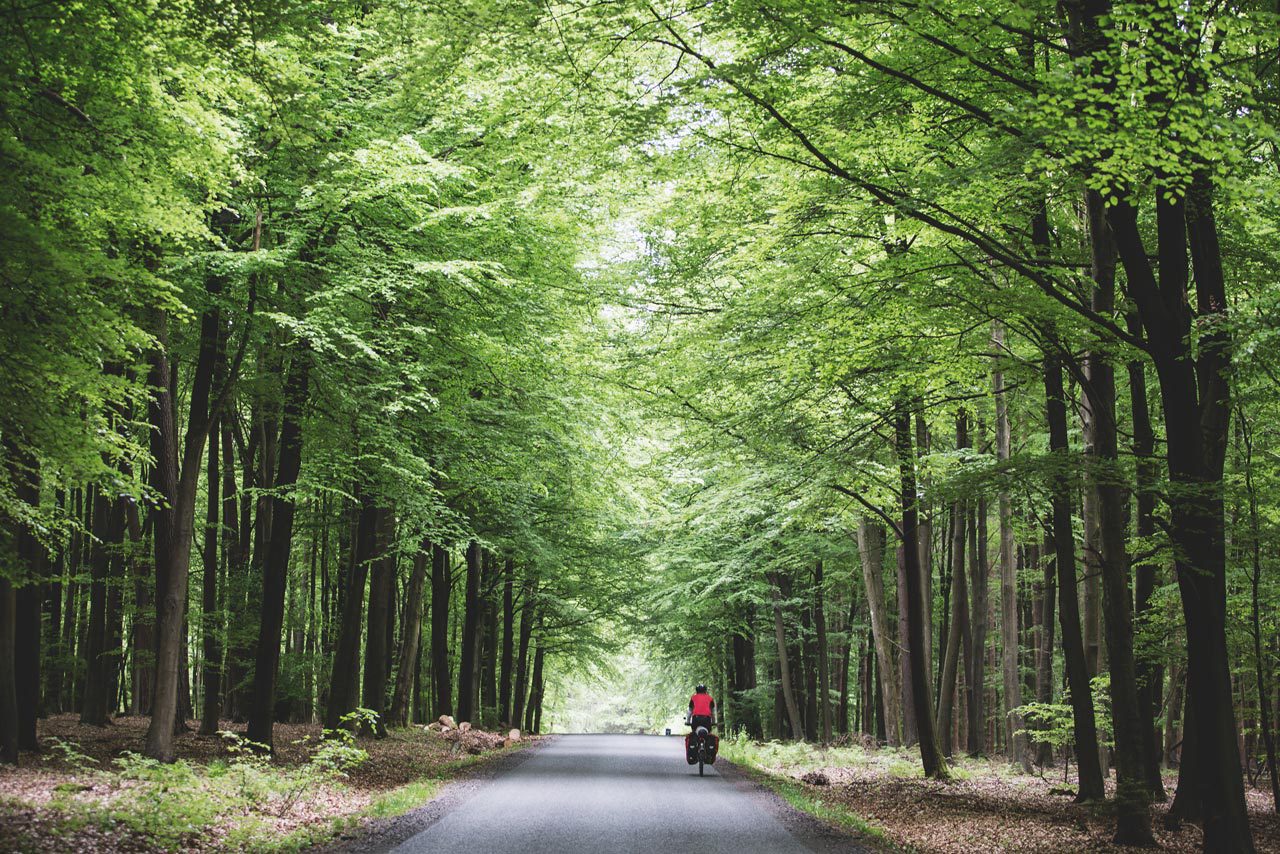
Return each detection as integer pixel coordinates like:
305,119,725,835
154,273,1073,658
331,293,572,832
714,755,895,854
311,736,554,854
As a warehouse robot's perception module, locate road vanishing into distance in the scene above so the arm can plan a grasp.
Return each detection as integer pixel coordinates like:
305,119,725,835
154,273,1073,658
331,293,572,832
390,734,866,854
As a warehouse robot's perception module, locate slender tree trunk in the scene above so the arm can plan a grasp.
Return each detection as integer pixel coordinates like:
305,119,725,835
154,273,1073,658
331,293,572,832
511,580,536,730
361,504,395,738
0,574,17,763
325,492,375,729
732,607,762,737
1044,352,1106,801
524,637,544,734
498,558,515,726
857,519,900,745
815,560,831,744
769,571,805,741
1035,533,1056,766
894,399,947,779
389,542,429,728
80,486,112,726
199,415,222,736
937,412,970,756
993,322,1029,771
246,352,308,751
967,494,990,757
1128,329,1166,799
430,544,452,718
897,544,916,747
457,541,482,724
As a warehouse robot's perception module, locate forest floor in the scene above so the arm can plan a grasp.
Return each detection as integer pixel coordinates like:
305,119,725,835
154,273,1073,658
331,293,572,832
0,714,531,853
720,736,1280,853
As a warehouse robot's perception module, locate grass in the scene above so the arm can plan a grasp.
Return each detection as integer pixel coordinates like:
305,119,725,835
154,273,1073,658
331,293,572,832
718,736,891,846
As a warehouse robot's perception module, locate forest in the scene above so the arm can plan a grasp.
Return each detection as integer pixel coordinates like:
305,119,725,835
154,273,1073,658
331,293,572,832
1,0,1278,852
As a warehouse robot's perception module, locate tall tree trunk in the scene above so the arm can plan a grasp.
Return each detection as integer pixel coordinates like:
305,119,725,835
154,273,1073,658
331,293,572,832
199,415,222,736
145,289,222,761
769,570,805,741
524,635,544,734
894,399,947,779
1240,412,1280,812
993,321,1029,771
480,552,498,723
937,412,970,756
967,494,990,757
246,352,308,751
815,560,831,744
1128,329,1166,800
0,574,17,763
732,607,762,737
498,558,515,725
897,544,917,747
361,504,395,738
1043,352,1106,801
511,579,536,730
457,541,482,724
857,519,900,745
1034,532,1056,767
389,542,430,728
325,491,375,729
11,447,43,749
80,486,113,726
1081,187,1154,844
430,543,452,718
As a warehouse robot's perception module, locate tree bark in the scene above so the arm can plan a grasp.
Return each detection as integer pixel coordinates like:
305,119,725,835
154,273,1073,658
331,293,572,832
498,557,515,726
389,542,430,729
457,541,482,724
511,579,536,730
993,321,1029,771
857,518,901,745
361,503,395,737
937,411,970,756
430,543,452,718
246,351,308,750
769,570,805,741
325,491,375,729
967,493,990,757
1043,352,1106,801
815,560,831,744
199,414,222,736
894,399,947,779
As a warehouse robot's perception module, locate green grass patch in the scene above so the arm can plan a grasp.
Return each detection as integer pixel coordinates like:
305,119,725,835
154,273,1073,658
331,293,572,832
366,778,443,818
719,736,890,847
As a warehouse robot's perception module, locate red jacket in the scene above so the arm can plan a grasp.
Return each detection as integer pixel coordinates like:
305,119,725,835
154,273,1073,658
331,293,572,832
689,692,715,717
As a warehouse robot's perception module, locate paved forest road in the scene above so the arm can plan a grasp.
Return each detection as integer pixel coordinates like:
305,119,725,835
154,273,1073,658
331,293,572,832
391,733,866,854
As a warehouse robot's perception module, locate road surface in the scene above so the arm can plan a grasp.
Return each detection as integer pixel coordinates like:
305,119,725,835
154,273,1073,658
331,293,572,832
390,733,863,854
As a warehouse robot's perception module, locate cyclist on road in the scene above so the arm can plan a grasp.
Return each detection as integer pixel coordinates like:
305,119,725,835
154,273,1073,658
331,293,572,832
687,683,716,734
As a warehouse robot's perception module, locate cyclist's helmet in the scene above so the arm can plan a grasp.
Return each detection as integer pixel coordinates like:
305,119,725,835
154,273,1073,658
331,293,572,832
695,683,707,693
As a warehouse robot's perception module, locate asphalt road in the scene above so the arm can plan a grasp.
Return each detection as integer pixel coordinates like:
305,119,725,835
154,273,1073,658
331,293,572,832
390,733,863,854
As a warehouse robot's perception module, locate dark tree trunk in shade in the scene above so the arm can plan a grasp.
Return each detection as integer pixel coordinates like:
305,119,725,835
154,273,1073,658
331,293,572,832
499,558,515,725
937,412,970,757
1043,353,1105,801
430,544,452,718
199,415,222,736
511,580,536,730
80,486,113,726
10,444,44,749
1034,533,1056,767
325,491,376,729
814,561,831,744
801,585,817,741
966,493,990,757
0,574,17,763
480,552,498,723
361,504,395,737
857,519,900,745
389,543,430,728
836,596,856,736
894,400,948,779
524,638,544,734
769,571,805,741
732,607,762,738
896,544,916,747
1128,330,1166,800
457,541,482,724
246,352,308,751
